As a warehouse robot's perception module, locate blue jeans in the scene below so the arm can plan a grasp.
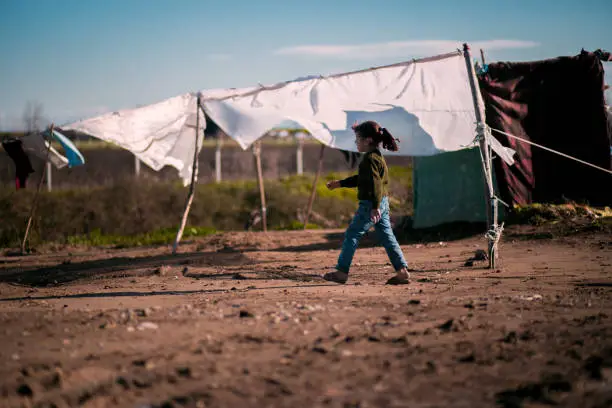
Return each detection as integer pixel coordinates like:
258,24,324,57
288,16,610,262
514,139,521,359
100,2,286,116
336,196,408,274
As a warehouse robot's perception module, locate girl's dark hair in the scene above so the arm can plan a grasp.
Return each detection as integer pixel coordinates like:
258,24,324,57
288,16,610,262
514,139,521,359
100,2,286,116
352,120,399,152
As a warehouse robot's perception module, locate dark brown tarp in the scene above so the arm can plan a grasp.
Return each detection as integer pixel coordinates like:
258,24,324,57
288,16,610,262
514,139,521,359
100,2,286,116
479,50,611,207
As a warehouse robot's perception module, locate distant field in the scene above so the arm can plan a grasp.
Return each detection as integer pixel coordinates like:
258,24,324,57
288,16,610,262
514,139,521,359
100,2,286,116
0,142,413,188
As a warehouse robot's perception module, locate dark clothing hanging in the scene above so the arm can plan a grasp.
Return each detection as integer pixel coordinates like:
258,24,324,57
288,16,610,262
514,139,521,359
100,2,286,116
479,50,612,206
1,139,35,189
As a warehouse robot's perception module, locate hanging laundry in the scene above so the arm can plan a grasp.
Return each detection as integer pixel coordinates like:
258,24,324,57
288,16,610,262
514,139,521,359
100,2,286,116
20,132,68,168
43,129,85,167
1,138,34,189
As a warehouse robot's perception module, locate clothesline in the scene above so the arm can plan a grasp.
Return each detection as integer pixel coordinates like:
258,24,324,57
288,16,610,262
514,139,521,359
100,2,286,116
488,126,612,175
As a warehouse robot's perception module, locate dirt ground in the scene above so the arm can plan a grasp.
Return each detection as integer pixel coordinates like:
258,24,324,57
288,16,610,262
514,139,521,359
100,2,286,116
0,227,611,408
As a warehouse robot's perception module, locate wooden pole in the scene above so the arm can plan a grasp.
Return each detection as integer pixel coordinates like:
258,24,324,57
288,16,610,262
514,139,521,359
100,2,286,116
463,43,499,268
480,48,486,66
172,97,202,254
253,141,267,232
21,123,54,254
303,144,326,229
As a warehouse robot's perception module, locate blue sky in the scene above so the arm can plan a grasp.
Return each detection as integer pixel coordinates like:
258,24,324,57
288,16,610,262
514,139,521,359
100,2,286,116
1,0,611,129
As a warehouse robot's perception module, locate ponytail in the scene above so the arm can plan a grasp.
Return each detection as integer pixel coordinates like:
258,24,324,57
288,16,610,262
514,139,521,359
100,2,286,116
352,120,400,152
379,127,399,152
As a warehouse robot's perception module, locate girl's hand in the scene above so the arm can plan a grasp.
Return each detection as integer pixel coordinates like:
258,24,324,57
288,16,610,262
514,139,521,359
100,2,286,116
326,180,341,190
370,208,381,223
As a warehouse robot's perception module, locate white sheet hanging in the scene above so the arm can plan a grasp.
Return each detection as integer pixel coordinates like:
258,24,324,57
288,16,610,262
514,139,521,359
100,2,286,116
62,93,201,184
201,51,481,157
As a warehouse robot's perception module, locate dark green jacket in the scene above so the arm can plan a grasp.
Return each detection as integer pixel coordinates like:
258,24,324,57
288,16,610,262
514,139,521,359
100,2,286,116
339,149,389,209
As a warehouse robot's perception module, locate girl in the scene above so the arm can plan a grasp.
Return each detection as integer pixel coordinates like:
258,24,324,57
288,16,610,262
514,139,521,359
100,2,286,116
324,121,410,285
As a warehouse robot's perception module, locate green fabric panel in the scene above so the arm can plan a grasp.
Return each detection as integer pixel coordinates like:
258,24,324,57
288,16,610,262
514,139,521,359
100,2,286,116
413,147,502,228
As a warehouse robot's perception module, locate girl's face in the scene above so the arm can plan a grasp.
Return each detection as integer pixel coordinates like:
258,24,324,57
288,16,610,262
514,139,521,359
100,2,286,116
355,132,372,152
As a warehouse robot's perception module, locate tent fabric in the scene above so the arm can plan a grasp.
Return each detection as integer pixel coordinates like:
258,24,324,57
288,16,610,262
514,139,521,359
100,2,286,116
412,147,503,228
201,52,482,157
479,51,612,207
62,93,201,184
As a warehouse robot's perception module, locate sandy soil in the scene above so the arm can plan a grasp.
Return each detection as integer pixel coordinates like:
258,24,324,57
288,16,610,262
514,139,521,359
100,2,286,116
0,228,611,408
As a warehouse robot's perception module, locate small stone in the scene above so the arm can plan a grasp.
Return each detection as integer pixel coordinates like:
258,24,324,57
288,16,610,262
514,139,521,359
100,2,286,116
239,310,254,318
473,249,488,261
116,376,130,389
438,319,454,332
463,260,474,267
100,321,116,329
408,299,421,305
137,322,159,331
154,266,170,276
176,367,191,377
502,331,518,344
458,353,476,363
16,383,33,397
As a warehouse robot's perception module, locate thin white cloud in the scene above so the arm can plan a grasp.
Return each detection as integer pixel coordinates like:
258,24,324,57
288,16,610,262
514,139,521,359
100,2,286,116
207,53,232,61
274,39,540,59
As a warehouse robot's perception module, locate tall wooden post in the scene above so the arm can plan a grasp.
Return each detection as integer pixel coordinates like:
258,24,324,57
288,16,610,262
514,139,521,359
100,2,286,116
463,43,499,268
253,141,267,232
172,97,202,254
303,144,326,229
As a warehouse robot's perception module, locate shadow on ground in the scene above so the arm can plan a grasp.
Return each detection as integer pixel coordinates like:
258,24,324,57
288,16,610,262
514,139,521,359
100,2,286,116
0,251,253,287
272,222,488,253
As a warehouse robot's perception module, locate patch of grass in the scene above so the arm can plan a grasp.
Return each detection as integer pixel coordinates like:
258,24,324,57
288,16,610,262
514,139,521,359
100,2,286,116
0,166,413,249
66,226,217,248
273,221,320,231
509,203,612,225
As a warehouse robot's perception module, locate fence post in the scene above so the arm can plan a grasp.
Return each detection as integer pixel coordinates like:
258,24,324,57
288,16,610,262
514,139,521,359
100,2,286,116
46,162,52,191
134,155,141,177
215,135,223,183
295,132,304,175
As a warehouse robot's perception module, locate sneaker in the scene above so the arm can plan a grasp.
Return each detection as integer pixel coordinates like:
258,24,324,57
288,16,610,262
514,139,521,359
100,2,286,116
322,271,348,284
386,270,410,285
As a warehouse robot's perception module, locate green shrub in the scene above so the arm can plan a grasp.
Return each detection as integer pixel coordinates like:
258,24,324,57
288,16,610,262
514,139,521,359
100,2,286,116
0,166,413,249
